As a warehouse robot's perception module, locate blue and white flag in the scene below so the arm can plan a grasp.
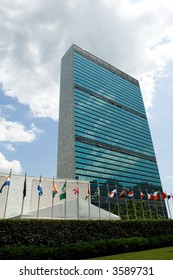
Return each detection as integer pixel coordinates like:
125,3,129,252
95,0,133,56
37,178,43,196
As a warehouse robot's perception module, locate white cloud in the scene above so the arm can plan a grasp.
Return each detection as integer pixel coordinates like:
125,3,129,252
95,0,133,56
139,74,156,108
0,0,173,119
166,176,173,180
0,152,22,174
3,104,16,111
0,117,42,143
30,123,45,134
3,143,16,152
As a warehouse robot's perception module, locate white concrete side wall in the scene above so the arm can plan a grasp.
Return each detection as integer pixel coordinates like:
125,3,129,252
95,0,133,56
0,173,89,218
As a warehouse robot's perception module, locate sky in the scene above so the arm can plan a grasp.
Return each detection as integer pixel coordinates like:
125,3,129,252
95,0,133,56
0,0,173,198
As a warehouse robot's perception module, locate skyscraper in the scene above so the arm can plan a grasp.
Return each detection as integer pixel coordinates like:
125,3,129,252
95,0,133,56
57,44,166,217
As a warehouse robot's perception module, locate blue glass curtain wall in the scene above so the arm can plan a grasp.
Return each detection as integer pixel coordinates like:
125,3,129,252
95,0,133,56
74,53,146,114
72,48,164,217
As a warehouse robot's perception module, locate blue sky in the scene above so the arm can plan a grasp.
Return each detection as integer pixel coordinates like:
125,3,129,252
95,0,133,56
0,87,58,177
0,0,173,200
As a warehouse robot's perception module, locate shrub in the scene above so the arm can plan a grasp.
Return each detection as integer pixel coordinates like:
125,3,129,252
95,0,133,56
0,219,173,248
0,235,173,260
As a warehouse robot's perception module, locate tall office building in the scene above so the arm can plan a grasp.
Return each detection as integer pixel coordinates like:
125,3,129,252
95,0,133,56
57,44,166,217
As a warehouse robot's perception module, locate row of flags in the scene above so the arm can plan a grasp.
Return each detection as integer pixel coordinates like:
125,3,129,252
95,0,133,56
0,173,82,200
1,173,173,202
0,172,83,219
92,186,173,202
37,180,80,199
0,171,173,219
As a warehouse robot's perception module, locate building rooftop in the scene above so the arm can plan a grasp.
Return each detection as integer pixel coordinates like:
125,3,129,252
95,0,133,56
71,44,139,87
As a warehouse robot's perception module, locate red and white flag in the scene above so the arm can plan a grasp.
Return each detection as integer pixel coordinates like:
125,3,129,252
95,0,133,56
140,191,144,199
154,191,159,201
73,187,79,195
147,193,154,200
161,192,167,200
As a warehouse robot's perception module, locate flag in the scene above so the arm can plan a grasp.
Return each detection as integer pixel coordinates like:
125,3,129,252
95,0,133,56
147,193,154,200
37,178,43,196
23,176,27,198
92,187,100,200
108,189,117,198
73,187,79,195
106,189,117,202
161,192,167,200
153,191,159,200
52,182,59,198
85,184,90,200
59,182,66,200
119,189,125,198
140,191,144,199
127,190,134,199
0,175,10,193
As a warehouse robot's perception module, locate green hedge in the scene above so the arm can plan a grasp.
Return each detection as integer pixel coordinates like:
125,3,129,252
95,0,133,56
0,219,173,247
0,235,173,259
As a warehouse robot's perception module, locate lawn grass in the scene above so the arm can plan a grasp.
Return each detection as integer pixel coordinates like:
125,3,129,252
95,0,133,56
91,246,173,260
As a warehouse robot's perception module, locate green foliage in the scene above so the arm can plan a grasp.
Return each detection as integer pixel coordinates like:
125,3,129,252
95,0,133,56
113,200,165,220
0,219,173,248
0,235,173,260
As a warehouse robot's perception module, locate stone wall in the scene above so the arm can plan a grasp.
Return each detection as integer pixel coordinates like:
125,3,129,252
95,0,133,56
0,173,89,218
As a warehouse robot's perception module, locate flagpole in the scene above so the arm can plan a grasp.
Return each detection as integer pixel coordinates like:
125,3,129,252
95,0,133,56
124,187,129,220
65,180,67,219
77,181,79,220
168,196,172,219
37,195,40,219
116,185,120,218
97,183,101,220
139,188,145,220
88,183,91,219
132,187,137,220
20,171,27,219
107,184,111,219
153,189,159,219
3,169,12,219
37,174,41,219
146,188,152,219
166,192,172,219
4,186,10,219
159,191,165,219
51,176,55,219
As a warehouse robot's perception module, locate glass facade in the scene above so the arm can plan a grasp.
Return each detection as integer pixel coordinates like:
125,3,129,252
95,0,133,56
58,45,166,218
